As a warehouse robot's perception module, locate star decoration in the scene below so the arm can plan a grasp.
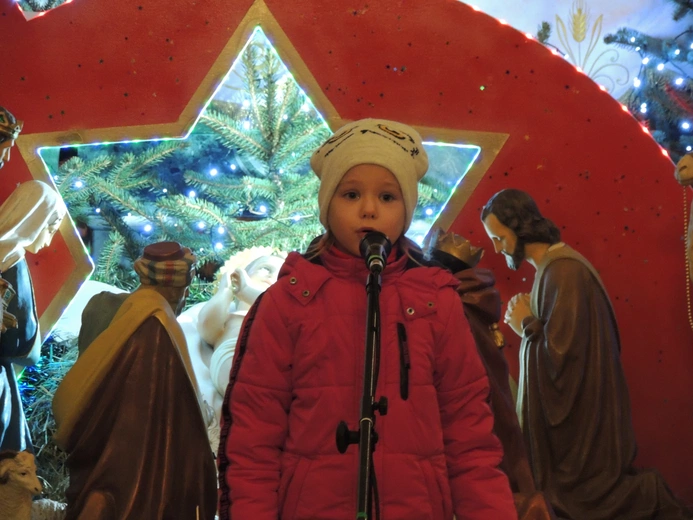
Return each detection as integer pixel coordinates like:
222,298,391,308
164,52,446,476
16,0,507,336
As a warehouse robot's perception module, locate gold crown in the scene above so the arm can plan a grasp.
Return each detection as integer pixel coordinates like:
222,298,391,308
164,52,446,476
424,228,484,267
0,108,22,141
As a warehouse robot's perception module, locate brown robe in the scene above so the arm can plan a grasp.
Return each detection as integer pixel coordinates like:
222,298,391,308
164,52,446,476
53,290,217,520
454,267,535,494
521,244,692,520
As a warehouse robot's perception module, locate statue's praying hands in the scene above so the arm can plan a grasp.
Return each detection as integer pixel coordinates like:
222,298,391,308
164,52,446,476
504,293,531,337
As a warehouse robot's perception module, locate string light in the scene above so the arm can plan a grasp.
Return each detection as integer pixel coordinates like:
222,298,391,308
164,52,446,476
210,168,218,176
217,226,225,234
143,224,153,233
197,222,206,230
188,190,196,198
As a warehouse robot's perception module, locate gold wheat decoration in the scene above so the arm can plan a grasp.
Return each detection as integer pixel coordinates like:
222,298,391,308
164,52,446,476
555,0,629,93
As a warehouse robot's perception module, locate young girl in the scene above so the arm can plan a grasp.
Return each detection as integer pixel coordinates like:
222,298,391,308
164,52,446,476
217,119,516,519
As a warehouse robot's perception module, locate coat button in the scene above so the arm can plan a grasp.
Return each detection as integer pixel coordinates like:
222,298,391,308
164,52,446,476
406,307,415,315
289,277,297,284
302,290,310,297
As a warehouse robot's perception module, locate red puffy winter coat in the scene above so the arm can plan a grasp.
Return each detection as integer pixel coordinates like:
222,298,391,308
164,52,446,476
218,247,515,520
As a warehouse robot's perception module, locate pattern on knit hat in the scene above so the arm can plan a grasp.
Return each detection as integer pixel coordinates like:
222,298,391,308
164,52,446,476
310,118,428,232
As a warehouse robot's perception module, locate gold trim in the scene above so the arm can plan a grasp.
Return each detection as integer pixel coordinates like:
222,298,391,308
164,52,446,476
40,218,94,342
415,126,509,233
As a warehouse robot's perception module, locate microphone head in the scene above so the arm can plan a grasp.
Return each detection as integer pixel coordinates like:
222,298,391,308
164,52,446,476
359,231,393,272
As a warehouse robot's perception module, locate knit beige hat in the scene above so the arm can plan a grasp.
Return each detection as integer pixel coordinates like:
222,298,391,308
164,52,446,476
310,118,428,232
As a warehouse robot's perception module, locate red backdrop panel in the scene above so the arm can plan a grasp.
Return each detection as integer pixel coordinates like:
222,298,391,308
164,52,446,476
0,0,690,500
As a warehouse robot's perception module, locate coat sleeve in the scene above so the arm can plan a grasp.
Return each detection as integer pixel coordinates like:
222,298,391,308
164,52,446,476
220,290,293,520
434,288,516,519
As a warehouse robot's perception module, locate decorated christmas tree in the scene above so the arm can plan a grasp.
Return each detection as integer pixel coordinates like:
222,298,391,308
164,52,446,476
603,0,693,160
51,33,332,289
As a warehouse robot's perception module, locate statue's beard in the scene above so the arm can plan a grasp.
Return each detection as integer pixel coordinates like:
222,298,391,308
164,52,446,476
503,240,525,271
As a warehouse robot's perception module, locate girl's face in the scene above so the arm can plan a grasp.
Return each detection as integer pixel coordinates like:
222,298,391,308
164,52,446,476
26,217,62,254
327,164,406,257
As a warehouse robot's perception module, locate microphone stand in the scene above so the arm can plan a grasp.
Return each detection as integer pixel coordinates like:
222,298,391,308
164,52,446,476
336,264,388,520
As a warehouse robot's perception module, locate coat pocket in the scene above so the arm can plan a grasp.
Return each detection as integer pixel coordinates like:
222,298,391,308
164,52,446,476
279,456,312,520
419,458,451,520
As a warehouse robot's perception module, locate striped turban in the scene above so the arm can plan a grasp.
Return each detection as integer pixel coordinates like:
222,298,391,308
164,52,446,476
133,241,197,288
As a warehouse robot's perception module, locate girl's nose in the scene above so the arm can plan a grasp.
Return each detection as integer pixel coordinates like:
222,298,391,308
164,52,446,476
360,197,377,219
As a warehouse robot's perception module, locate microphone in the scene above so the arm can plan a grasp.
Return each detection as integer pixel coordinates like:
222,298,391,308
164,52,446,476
359,231,392,274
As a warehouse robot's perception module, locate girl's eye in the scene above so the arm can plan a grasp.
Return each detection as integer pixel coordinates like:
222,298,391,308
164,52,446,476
343,191,358,199
381,193,395,202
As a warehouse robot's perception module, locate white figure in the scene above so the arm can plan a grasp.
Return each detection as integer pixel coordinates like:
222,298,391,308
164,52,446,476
675,153,693,283
197,247,285,397
177,247,285,449
0,181,66,453
0,450,42,520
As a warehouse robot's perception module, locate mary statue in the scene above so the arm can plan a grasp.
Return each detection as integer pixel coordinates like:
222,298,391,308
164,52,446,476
0,180,66,452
